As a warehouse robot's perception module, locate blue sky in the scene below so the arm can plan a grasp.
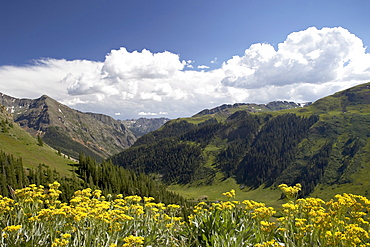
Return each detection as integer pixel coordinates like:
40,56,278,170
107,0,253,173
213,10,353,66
1,0,370,118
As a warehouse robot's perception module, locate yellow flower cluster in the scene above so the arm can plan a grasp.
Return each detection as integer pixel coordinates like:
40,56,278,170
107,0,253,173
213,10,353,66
51,233,71,247
0,182,183,246
0,183,369,246
255,239,282,247
222,189,236,198
277,185,370,246
3,225,22,232
122,235,144,247
278,183,301,200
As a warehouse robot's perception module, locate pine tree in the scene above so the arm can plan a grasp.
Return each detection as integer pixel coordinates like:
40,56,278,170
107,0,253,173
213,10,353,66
37,134,44,146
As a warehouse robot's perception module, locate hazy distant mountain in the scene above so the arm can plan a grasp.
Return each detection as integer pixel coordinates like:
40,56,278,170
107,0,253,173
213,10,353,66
0,93,136,160
121,117,170,137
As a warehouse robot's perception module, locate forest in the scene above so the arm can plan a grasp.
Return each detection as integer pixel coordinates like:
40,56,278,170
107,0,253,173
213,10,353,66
0,150,185,205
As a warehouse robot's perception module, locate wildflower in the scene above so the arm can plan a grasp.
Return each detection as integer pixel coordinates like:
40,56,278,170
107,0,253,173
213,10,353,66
255,239,282,247
166,223,175,228
167,204,181,209
222,189,236,199
51,233,71,247
260,221,276,232
144,197,155,202
122,235,144,247
125,195,142,203
3,225,22,232
279,183,301,200
252,206,276,220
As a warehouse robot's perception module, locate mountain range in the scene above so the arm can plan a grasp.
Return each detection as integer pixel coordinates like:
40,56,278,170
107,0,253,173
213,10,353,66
2,82,370,202
110,82,370,200
0,92,304,161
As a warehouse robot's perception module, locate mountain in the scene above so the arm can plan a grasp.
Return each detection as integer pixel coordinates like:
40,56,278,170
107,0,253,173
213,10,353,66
111,82,370,200
0,103,77,176
121,117,170,137
0,93,136,161
0,103,186,204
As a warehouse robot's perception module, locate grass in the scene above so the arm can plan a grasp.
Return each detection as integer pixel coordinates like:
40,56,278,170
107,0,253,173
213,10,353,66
180,115,213,125
0,123,77,176
202,144,223,168
168,177,283,208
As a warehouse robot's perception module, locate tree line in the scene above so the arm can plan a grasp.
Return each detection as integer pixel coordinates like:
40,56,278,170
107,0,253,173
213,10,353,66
0,150,186,206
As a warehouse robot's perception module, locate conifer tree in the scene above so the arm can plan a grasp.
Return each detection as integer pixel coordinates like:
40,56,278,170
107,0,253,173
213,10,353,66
37,134,44,146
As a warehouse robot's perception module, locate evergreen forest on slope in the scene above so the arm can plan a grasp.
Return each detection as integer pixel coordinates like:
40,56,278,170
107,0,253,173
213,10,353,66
111,82,370,202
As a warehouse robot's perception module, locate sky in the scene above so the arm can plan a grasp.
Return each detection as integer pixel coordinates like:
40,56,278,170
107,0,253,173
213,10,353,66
1,0,370,119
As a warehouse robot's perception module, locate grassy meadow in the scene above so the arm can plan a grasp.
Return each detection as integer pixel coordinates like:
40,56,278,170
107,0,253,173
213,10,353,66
0,122,76,176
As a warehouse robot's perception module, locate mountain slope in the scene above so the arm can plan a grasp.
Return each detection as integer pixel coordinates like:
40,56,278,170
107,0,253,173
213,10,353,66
0,103,187,205
111,82,370,201
0,104,76,176
0,93,137,160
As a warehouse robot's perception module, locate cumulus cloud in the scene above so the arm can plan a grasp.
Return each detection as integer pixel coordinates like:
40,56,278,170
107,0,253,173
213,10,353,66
221,27,370,89
102,48,185,80
0,27,370,119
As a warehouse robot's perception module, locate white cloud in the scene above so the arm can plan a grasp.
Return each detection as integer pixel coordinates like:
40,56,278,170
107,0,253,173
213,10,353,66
198,65,210,69
0,27,369,119
220,27,370,89
185,60,194,68
138,112,158,116
0,59,98,99
102,48,185,80
138,111,168,116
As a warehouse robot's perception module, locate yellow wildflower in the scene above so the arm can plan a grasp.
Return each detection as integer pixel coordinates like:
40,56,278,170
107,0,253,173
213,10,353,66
3,225,22,232
122,235,144,247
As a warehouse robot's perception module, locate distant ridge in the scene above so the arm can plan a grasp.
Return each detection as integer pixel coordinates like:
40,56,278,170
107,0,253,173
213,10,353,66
120,117,170,137
193,101,311,117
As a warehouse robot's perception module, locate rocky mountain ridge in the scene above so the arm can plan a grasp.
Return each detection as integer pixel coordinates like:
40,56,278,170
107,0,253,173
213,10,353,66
0,93,136,160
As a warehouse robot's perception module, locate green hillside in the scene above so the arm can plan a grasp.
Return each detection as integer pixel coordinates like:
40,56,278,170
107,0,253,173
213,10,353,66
111,82,370,205
0,105,76,176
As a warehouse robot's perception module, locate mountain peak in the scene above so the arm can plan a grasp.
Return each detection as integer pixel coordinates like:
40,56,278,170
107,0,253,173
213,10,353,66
0,92,137,160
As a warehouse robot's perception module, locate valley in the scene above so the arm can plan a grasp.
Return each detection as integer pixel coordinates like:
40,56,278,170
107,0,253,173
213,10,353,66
1,82,370,206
